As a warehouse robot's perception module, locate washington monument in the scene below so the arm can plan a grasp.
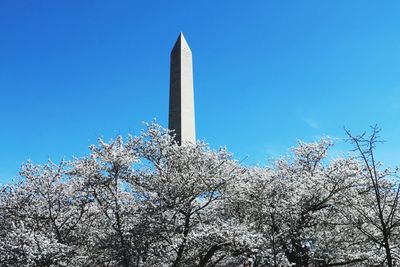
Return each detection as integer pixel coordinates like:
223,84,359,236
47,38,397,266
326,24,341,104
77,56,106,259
168,33,196,144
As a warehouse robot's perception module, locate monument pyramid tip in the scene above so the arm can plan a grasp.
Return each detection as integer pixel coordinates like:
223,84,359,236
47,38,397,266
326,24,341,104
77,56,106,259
171,32,191,53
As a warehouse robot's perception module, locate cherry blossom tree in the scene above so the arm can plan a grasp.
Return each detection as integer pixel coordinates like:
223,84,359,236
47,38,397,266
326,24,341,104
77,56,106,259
126,123,248,266
0,161,89,266
225,140,374,266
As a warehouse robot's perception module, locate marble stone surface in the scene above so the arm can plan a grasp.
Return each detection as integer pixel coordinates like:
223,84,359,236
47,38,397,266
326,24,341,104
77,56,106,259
168,33,196,144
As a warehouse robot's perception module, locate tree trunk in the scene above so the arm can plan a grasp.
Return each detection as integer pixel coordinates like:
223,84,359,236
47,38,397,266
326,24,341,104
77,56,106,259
284,238,309,267
198,242,231,267
383,234,393,267
173,212,191,267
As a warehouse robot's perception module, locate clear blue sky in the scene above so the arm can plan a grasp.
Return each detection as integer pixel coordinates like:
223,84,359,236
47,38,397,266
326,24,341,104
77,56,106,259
1,1,399,182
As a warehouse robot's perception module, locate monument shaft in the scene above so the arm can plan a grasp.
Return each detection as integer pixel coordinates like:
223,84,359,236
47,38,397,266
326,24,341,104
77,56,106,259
169,33,196,144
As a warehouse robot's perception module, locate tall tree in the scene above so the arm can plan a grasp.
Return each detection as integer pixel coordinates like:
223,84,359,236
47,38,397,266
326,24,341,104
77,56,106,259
345,126,400,267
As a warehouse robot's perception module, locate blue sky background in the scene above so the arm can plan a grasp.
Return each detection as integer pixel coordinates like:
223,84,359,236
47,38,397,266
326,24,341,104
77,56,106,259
0,1,399,182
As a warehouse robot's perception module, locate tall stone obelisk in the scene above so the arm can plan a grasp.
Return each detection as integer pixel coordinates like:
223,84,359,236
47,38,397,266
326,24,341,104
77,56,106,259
168,32,196,144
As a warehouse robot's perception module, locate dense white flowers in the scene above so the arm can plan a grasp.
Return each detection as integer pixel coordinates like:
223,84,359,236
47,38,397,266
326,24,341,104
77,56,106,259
0,123,398,266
